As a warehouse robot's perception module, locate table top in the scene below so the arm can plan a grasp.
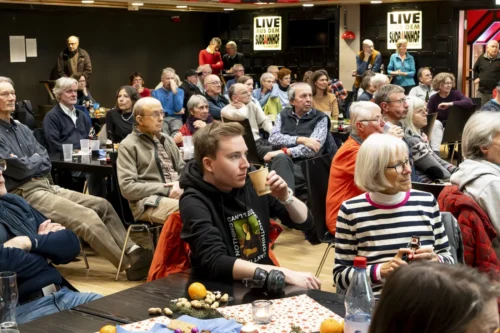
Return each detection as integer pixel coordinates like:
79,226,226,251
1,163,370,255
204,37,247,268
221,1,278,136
50,153,113,175
74,270,346,324
18,309,122,333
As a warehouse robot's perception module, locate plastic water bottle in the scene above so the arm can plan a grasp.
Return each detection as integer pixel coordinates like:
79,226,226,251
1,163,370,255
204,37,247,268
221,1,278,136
344,256,375,333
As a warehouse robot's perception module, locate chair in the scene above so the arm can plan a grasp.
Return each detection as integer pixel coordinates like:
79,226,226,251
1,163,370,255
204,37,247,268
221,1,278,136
421,112,437,141
300,153,335,277
79,238,90,269
411,182,447,200
441,106,475,164
109,152,163,280
222,117,261,165
441,212,465,264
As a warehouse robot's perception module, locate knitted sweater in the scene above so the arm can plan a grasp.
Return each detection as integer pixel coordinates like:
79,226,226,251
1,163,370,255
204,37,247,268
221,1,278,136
427,90,473,122
198,49,223,75
312,93,339,120
221,102,273,142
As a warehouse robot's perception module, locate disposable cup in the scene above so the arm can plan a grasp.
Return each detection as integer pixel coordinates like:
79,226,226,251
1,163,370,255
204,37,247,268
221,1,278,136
248,167,271,196
80,139,90,154
62,144,73,161
90,140,100,151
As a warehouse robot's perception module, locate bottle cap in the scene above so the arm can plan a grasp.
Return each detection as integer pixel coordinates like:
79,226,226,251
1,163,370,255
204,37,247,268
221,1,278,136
353,256,367,268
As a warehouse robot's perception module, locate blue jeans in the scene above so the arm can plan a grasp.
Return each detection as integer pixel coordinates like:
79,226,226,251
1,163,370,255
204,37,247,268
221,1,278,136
16,287,102,324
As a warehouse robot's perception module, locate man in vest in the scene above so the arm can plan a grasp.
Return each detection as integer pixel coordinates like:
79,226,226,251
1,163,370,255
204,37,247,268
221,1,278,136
354,39,382,91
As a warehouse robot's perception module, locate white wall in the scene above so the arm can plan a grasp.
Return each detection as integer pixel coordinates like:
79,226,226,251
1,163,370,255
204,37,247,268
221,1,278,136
338,4,360,89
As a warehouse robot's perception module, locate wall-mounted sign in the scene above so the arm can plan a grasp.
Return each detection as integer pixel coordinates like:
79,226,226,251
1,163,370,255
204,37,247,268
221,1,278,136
387,11,422,50
253,16,282,51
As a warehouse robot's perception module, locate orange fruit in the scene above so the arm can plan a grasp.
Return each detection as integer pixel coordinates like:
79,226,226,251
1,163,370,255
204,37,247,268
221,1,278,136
99,325,117,333
320,318,343,333
188,282,207,300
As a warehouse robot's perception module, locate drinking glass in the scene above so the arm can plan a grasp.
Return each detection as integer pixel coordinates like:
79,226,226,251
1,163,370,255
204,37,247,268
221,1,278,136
62,144,73,161
0,272,18,332
80,139,90,154
252,300,272,324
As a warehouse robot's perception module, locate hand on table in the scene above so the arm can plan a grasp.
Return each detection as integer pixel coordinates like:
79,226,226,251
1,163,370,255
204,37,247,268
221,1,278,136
285,270,321,290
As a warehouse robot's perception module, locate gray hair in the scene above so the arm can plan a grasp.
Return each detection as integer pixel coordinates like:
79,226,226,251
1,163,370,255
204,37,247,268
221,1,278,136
260,73,275,86
0,77,14,86
196,64,212,74
487,40,499,47
288,82,310,102
373,84,405,106
226,41,237,50
401,96,426,135
161,67,176,78
53,77,78,101
370,74,390,90
232,64,244,71
133,97,161,117
350,102,381,135
267,65,279,73
362,39,374,47
417,67,431,80
187,95,208,112
462,111,500,160
204,74,220,90
355,133,409,192
229,83,246,100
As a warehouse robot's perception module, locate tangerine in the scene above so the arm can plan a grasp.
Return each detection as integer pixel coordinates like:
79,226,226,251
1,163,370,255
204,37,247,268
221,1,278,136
188,282,207,300
99,325,117,333
319,318,343,333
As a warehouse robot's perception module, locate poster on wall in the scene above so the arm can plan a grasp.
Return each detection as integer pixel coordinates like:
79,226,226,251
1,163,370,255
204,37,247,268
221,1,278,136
387,11,422,50
253,16,282,51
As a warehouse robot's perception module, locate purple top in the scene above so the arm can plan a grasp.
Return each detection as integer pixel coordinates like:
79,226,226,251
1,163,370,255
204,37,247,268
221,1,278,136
426,90,474,122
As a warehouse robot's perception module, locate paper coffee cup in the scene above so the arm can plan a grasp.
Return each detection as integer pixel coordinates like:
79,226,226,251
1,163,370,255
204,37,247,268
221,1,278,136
248,168,272,196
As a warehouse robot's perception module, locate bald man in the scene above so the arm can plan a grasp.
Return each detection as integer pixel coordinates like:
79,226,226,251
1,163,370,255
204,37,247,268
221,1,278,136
57,36,92,78
473,40,500,106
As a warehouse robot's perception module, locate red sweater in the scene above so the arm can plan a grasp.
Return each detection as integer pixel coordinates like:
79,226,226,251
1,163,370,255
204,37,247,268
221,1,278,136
198,49,223,75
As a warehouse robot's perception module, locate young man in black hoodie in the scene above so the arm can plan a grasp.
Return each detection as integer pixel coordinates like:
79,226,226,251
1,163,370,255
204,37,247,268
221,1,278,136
179,122,320,289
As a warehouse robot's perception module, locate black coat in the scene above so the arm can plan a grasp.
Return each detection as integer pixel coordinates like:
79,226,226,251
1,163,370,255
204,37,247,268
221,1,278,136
222,53,245,70
179,81,202,110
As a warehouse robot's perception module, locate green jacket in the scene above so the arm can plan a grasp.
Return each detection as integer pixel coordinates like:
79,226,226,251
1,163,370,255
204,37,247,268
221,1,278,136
117,128,185,220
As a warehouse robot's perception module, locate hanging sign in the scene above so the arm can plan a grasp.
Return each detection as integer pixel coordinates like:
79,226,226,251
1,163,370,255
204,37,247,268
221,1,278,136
387,11,422,49
253,16,282,51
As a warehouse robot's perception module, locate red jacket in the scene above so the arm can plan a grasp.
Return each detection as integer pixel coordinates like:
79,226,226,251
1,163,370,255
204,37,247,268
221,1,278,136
438,185,500,278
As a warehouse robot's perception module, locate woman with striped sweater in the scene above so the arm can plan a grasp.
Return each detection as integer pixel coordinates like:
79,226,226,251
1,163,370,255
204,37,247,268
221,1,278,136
333,134,453,297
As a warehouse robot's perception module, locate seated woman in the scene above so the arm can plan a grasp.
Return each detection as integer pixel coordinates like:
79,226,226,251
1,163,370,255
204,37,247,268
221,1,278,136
369,263,500,333
271,67,292,109
311,69,339,120
451,111,500,237
179,95,214,138
237,75,264,114
426,72,473,153
401,96,456,183
252,73,274,108
72,73,96,111
334,133,453,297
105,85,140,143
129,72,151,98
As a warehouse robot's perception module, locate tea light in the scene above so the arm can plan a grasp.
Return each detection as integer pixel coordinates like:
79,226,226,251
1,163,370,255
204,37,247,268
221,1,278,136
252,300,272,324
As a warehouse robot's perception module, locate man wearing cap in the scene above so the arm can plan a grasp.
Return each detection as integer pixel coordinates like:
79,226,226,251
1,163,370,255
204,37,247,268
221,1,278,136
480,80,500,111
222,41,245,72
180,69,202,110
473,40,500,106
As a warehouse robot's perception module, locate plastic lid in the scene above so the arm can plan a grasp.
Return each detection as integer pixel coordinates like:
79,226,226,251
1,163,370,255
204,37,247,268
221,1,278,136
353,256,367,268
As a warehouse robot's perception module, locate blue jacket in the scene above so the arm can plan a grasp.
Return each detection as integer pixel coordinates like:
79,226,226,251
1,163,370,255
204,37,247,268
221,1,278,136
387,52,416,87
42,104,91,154
152,87,184,118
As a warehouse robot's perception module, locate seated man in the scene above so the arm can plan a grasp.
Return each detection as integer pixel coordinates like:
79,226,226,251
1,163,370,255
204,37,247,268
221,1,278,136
0,167,101,324
224,64,245,95
0,77,151,281
325,102,386,234
152,67,185,137
118,97,185,224
204,74,229,120
179,121,320,289
179,69,202,110
409,67,436,101
222,83,282,162
357,73,389,102
268,83,335,199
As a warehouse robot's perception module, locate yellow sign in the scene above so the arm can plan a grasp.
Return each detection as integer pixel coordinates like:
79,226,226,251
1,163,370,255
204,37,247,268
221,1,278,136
253,16,282,51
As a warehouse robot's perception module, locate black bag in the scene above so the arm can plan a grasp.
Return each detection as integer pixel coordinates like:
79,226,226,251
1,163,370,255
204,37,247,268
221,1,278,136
14,100,36,130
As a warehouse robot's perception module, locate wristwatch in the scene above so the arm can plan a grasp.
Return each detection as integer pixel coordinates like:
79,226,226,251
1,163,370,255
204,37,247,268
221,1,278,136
278,188,294,205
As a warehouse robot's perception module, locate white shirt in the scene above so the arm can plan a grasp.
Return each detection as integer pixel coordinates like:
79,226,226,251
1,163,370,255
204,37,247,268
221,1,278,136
59,103,77,125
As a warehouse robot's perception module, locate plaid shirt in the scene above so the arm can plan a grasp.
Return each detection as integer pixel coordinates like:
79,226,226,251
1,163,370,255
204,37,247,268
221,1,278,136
154,134,178,183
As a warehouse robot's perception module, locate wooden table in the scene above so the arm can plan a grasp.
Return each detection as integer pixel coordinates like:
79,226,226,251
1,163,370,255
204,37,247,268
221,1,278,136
74,270,346,324
18,310,122,333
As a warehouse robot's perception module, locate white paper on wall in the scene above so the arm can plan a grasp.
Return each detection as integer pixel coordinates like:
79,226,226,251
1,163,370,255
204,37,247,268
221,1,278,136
26,38,37,57
10,36,26,62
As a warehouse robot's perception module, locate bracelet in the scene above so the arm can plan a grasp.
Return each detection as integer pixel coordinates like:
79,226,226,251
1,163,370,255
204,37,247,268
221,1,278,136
281,147,288,155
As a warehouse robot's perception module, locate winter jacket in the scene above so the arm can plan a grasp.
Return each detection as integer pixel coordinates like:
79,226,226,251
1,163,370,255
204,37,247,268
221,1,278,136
179,81,202,110
179,160,313,281
438,185,500,277
204,93,229,120
57,48,92,78
473,53,500,93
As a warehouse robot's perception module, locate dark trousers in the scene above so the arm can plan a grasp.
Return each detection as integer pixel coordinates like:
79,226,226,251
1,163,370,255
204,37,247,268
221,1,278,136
256,139,273,161
269,154,307,202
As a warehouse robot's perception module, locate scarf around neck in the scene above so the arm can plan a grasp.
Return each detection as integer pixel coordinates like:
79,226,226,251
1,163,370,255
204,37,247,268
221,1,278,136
187,115,214,134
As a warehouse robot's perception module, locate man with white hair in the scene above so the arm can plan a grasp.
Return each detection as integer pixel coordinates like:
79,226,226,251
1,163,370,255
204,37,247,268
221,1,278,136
117,97,185,224
57,36,92,78
0,77,152,281
358,73,389,102
222,41,245,72
354,39,382,91
204,74,229,120
152,67,184,137
325,101,385,234
473,40,500,106
409,67,436,101
196,64,212,94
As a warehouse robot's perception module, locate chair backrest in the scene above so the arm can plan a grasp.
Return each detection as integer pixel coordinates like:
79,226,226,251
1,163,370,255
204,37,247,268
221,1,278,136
222,117,261,165
109,152,136,226
471,97,481,110
300,153,335,244
33,128,49,149
421,112,437,141
441,106,475,144
411,182,447,200
441,211,465,264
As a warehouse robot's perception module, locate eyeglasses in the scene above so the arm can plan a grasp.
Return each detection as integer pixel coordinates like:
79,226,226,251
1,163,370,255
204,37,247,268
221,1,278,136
0,92,16,98
0,160,7,172
386,158,410,174
386,98,407,105
207,81,221,86
142,111,164,119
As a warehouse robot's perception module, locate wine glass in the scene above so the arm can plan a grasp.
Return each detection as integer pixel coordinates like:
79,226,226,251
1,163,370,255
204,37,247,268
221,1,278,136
0,272,19,332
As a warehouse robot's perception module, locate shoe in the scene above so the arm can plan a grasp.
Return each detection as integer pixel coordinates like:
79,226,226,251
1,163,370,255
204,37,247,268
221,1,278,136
125,248,153,281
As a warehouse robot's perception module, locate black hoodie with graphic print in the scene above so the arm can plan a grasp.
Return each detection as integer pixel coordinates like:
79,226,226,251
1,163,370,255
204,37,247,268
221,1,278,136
179,160,313,282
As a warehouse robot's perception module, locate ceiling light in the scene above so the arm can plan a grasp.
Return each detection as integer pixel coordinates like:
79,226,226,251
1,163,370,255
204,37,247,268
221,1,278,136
131,2,144,5
371,0,382,3
224,8,234,10
81,0,94,3
176,5,187,8
302,3,314,6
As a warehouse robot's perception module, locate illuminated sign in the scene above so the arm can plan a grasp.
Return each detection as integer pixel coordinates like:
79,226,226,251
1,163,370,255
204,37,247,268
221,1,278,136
387,11,422,49
253,16,282,51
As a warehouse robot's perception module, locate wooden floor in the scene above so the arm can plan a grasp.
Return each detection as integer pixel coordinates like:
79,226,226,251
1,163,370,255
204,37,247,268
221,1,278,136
58,228,336,296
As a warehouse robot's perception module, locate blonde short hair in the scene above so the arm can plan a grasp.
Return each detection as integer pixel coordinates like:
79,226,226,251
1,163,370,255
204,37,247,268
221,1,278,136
396,38,408,49
354,133,409,192
432,72,455,91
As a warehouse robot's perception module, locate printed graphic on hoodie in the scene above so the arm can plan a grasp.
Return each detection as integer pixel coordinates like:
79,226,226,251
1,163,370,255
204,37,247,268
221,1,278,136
227,209,267,262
